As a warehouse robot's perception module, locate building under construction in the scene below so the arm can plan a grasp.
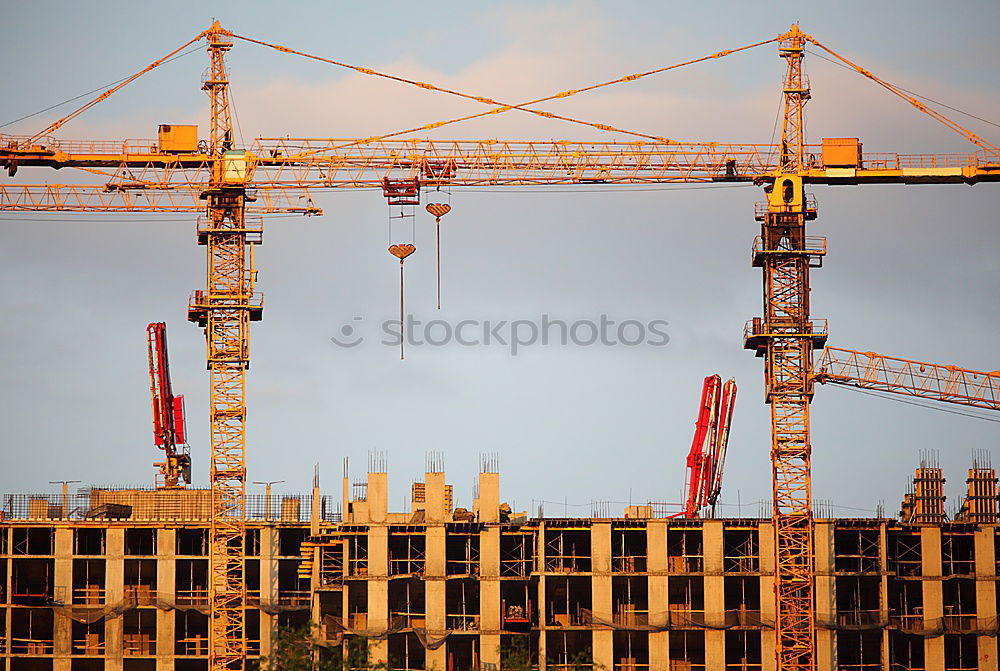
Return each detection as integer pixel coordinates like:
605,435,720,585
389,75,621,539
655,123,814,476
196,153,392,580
1,458,997,671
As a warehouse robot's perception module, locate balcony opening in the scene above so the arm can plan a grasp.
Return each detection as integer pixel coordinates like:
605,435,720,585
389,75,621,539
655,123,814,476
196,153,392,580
889,631,924,671
246,609,261,658
446,633,480,671
668,576,705,625
347,533,368,576
123,608,156,656
388,632,425,671
943,578,977,631
447,578,480,630
71,662,103,671
389,578,426,630
12,528,53,555
614,631,649,671
0,558,6,603
11,607,54,655
175,609,208,656
124,529,156,556
71,617,105,656
546,630,593,671
667,529,703,573
278,528,308,557
725,630,761,671
612,527,646,573
724,576,760,626
836,631,881,671
174,661,208,671
347,581,368,630
942,533,975,576
278,611,309,630
888,531,921,577
668,630,705,671
723,529,758,573
175,558,208,606
176,529,208,556
546,575,592,626
888,579,923,631
500,531,534,577
944,633,978,671
123,661,156,671
11,558,53,604
277,558,309,606
500,633,537,669
612,576,648,627
389,532,425,576
501,580,536,630
124,559,156,605
834,528,880,573
835,576,881,626
545,528,591,573
446,531,480,576
245,528,260,557
72,558,106,605
73,529,105,556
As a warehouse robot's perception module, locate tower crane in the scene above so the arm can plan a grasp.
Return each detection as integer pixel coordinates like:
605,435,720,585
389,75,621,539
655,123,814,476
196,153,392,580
147,322,192,488
677,375,737,519
1,22,998,671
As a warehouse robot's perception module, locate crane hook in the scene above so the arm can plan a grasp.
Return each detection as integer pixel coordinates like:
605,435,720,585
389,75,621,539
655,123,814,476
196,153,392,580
426,203,452,309
388,244,416,359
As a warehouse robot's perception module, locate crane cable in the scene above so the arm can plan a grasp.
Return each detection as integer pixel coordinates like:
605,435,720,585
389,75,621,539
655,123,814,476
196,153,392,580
227,31,779,159
805,36,1000,157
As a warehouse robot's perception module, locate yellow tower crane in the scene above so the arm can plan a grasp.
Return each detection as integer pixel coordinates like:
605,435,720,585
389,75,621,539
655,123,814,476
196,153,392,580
1,23,999,671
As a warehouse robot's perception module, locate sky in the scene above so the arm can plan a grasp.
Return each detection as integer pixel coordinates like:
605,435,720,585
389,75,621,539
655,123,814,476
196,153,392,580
0,1,998,519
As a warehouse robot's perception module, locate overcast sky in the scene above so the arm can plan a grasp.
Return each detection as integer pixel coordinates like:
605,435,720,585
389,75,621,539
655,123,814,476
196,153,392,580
1,1,998,519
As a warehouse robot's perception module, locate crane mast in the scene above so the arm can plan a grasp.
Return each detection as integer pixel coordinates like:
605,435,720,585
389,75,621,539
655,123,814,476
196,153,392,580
147,322,191,488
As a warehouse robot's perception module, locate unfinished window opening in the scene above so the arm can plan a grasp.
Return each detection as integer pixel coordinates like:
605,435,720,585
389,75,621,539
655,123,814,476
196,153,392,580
834,528,881,573
245,528,260,557
245,609,261,657
614,631,649,671
725,630,762,671
943,578,977,630
278,528,308,557
71,617,105,656
835,575,881,626
11,558,53,604
546,630,593,670
446,632,479,671
500,532,534,577
123,608,156,656
73,528,105,556
612,527,646,573
942,533,975,576
387,632,425,671
0,559,6,603
668,576,705,625
347,581,368,630
389,532,425,576
0,528,6,554
70,661,103,671
389,578,426,629
277,558,309,605
723,529,759,573
11,607,54,655
446,531,480,576
245,558,260,601
837,630,881,671
501,580,536,630
667,529,704,573
545,528,591,573
72,558,106,605
319,543,344,587
944,633,977,671
12,528,53,555
547,575,592,626
500,633,537,669
667,630,705,670
447,579,480,630
175,559,208,606
124,529,155,556
12,661,54,671
277,610,309,630
888,531,922,576
175,661,208,671
124,559,156,605
888,579,923,630
175,529,208,556
347,533,368,576
123,661,156,671
724,576,761,625
889,631,924,670
612,576,648,627
175,610,208,656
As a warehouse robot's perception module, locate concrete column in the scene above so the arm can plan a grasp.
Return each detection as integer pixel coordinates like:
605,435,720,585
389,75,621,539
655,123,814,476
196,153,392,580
880,523,890,671
921,526,944,671
104,528,124,671
646,520,668,671
591,522,612,671
813,521,836,671
975,527,998,670
368,472,388,524
477,473,500,523
259,526,278,660
537,523,547,671
156,529,175,671
758,522,776,671
426,472,447,523
426,522,448,670
53,527,72,671
367,525,389,664
480,527,501,668
703,520,725,669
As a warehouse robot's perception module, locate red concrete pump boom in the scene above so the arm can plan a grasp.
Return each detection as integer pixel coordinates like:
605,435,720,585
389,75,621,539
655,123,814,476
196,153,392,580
679,375,737,518
147,322,191,488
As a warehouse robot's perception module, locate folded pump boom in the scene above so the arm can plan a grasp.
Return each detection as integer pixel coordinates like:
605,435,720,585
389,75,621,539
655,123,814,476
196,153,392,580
147,322,191,488
680,375,737,518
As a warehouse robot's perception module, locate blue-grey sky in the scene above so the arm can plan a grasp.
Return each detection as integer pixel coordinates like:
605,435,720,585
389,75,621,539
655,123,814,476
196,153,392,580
1,1,998,518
